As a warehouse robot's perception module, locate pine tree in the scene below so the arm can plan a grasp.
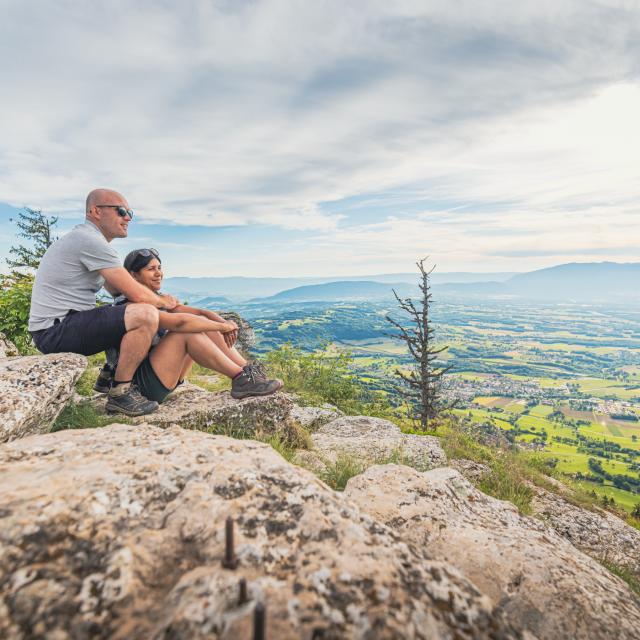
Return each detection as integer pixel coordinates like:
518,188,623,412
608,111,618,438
385,257,453,430
6,207,58,273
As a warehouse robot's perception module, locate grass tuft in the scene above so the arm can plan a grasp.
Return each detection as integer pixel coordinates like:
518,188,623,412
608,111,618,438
52,400,130,432
600,559,640,596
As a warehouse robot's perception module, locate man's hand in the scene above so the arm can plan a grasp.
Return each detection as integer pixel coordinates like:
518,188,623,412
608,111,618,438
158,293,180,310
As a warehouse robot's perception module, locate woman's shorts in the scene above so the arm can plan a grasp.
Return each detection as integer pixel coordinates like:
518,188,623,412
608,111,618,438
133,355,175,403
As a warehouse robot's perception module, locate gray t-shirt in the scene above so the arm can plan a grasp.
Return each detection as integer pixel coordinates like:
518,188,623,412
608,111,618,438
28,221,122,331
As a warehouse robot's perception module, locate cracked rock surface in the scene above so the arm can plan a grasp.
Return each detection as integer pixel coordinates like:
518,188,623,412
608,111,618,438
312,415,447,469
0,424,519,640
90,382,305,444
344,464,640,640
0,353,87,442
530,484,640,580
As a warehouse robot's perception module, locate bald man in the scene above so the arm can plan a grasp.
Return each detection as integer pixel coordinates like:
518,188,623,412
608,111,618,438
29,189,179,416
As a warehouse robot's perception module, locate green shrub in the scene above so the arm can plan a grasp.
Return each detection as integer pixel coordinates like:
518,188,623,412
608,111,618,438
0,273,37,354
264,343,395,417
319,452,366,491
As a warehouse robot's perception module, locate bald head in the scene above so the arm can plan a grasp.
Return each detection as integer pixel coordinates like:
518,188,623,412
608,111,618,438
86,188,126,215
85,188,131,241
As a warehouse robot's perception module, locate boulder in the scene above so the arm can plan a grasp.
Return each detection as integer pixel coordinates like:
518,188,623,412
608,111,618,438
312,415,447,470
344,465,640,640
531,484,640,580
0,333,19,359
288,400,344,431
0,353,87,442
450,458,491,482
89,382,307,446
0,424,518,639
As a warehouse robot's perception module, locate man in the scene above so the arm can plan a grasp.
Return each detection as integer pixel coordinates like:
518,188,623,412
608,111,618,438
29,188,179,416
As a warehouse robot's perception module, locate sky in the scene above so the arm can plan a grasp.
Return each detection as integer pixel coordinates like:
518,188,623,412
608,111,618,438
0,0,639,277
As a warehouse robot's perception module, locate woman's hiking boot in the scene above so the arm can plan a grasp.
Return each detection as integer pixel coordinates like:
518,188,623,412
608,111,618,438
231,364,283,399
106,383,159,416
93,364,114,394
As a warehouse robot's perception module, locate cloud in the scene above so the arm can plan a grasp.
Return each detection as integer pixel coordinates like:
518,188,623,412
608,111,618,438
0,1,638,273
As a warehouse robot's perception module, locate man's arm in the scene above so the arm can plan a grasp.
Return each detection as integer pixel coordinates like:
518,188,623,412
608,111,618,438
100,267,179,309
157,311,236,334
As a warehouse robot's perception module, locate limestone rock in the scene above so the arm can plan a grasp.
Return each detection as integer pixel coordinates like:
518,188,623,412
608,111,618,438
90,382,306,446
0,424,518,639
0,353,87,442
344,465,640,640
0,333,19,359
288,400,344,431
312,415,447,470
531,484,640,579
450,458,491,482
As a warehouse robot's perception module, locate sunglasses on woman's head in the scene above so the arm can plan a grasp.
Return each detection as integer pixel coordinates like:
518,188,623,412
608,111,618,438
95,204,134,219
136,248,159,259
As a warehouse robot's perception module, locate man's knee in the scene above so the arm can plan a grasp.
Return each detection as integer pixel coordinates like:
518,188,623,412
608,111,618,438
125,303,159,332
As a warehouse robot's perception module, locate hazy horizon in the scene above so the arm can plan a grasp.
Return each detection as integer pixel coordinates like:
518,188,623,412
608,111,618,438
1,2,639,277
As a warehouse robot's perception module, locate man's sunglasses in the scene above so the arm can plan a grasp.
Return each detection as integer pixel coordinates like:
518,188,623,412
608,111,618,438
95,205,134,219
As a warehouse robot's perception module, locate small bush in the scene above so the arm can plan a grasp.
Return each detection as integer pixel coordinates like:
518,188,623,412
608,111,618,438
0,273,37,354
319,452,366,491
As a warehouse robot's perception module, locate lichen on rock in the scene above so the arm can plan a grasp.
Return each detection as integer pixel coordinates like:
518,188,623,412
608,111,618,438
0,424,518,639
344,464,640,640
311,415,447,471
0,352,87,442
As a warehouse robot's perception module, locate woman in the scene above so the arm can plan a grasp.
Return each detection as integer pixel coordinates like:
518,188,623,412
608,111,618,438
95,248,282,406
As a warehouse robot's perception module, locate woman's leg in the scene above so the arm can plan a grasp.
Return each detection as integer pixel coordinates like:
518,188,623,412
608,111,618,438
174,332,245,383
150,332,243,390
205,330,247,367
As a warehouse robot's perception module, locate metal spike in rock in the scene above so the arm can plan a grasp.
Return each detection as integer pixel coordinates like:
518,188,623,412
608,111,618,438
222,516,238,569
238,577,248,605
253,602,266,640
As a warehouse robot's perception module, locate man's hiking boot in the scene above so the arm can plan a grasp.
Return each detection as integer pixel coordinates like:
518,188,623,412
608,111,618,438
231,364,283,399
93,364,114,394
106,384,159,416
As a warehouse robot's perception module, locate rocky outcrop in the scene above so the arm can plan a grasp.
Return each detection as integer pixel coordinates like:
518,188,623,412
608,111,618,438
531,484,640,579
288,400,344,431
0,333,19,359
312,415,447,470
89,382,308,446
0,424,518,640
0,353,87,442
345,465,640,640
450,458,491,482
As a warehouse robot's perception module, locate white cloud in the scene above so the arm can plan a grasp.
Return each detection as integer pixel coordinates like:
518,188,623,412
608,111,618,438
0,0,638,273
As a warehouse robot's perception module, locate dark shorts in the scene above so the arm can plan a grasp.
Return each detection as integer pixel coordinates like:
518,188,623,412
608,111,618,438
133,355,175,403
30,305,128,356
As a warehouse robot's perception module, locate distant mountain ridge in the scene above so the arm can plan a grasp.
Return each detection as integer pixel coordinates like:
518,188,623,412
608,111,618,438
162,262,640,304
254,280,418,303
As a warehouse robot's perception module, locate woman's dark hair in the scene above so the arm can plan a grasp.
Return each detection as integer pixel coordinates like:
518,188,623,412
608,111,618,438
124,248,161,273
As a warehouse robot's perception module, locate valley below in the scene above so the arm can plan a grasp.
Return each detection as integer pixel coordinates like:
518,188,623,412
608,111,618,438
226,297,640,512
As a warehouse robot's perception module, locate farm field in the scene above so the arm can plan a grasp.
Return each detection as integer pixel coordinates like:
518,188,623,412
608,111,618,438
239,297,640,512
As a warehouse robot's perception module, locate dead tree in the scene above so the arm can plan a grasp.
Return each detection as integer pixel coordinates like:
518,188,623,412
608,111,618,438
385,257,452,430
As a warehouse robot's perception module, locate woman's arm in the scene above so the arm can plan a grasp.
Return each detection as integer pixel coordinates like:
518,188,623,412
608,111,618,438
158,311,236,334
168,304,238,347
